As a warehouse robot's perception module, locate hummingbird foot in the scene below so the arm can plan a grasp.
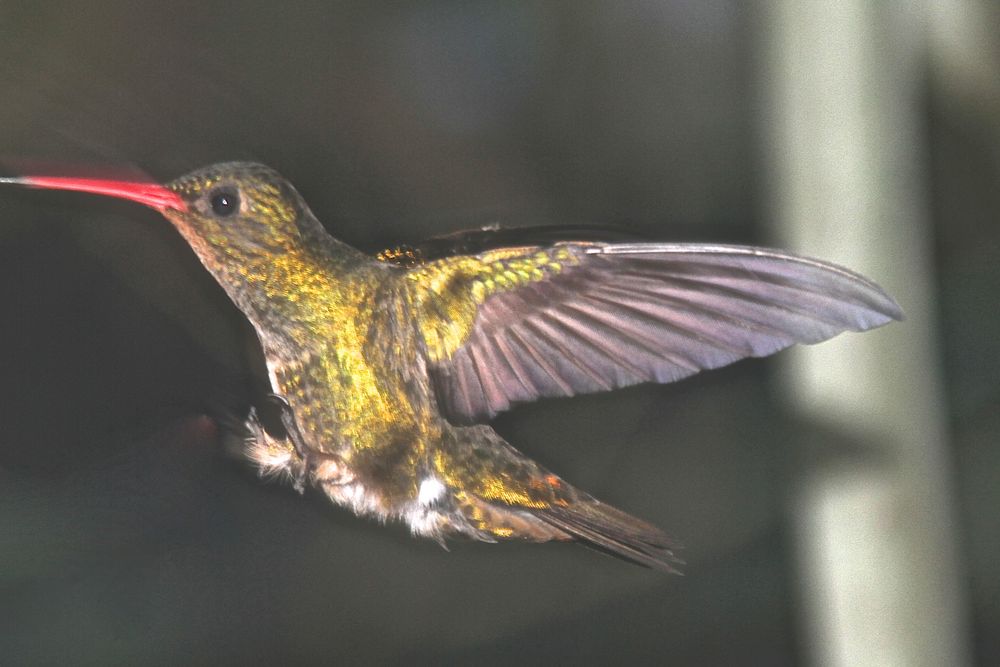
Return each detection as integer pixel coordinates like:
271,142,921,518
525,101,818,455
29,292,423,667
242,406,304,486
266,393,310,459
264,392,347,492
242,405,353,493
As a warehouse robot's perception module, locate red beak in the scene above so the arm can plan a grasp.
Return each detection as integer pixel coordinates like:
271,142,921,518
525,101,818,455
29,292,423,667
0,175,186,212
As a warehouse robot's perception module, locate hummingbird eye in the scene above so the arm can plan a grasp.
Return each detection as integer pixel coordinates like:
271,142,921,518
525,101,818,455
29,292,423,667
209,189,240,217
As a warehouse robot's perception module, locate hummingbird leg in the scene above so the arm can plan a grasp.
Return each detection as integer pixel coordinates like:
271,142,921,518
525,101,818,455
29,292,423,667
266,393,310,459
240,405,307,490
264,393,313,492
265,393,351,492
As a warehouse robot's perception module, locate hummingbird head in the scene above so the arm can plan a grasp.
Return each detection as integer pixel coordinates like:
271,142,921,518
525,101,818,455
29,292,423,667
163,162,319,262
2,161,339,281
1,161,365,321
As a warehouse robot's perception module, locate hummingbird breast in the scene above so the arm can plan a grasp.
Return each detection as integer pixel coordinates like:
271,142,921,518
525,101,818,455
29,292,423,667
245,263,445,511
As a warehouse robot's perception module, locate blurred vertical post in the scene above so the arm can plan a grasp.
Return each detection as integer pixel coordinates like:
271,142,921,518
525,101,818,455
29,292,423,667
759,3,968,666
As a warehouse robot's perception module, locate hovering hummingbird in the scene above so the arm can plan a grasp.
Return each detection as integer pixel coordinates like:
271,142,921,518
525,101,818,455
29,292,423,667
2,163,902,572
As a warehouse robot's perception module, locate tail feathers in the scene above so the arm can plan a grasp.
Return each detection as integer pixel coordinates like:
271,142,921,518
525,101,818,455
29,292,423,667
531,501,683,574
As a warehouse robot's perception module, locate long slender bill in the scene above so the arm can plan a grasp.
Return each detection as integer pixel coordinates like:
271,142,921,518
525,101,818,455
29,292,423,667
0,175,185,212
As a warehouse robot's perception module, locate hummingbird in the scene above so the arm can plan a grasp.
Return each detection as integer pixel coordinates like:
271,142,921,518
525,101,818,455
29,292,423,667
2,162,902,572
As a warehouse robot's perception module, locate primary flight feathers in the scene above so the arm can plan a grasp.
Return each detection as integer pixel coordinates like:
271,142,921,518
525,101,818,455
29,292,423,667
406,242,902,423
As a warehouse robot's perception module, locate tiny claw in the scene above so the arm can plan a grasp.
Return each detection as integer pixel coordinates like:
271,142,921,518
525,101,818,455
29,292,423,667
266,393,309,458
266,392,291,410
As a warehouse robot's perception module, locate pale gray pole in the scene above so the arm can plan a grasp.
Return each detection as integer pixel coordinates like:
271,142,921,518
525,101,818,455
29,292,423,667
759,2,969,665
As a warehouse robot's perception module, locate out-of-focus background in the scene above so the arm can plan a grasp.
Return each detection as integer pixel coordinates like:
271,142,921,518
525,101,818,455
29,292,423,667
0,2,996,665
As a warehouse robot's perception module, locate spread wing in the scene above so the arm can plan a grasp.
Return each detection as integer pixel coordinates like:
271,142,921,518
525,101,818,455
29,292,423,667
403,242,903,424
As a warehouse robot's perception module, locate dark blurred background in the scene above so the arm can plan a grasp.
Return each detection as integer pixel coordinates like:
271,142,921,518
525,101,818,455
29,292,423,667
0,2,996,665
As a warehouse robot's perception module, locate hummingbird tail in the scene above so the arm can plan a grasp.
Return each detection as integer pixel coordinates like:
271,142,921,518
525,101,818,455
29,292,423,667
530,501,683,574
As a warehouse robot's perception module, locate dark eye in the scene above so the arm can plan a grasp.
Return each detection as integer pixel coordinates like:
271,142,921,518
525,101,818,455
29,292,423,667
210,189,239,217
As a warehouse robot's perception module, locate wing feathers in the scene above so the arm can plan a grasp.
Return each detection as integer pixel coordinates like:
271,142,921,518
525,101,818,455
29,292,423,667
544,308,649,383
466,343,506,414
614,271,862,330
521,318,612,393
586,289,758,361
421,242,902,423
507,326,576,397
492,332,538,400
